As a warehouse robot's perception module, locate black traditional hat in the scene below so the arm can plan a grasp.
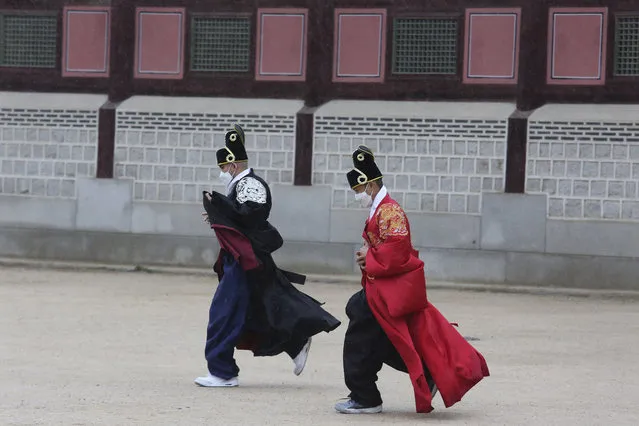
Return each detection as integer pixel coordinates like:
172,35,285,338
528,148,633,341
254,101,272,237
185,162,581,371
346,145,383,189
216,123,248,166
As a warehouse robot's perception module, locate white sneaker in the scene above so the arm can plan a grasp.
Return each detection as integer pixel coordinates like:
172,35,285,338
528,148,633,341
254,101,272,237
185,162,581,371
293,337,312,376
194,373,238,387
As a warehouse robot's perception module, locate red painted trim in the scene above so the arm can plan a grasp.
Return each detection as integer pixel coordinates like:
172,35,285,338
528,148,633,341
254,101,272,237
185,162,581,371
62,6,111,78
134,7,186,80
255,8,308,82
463,8,521,85
546,7,608,86
333,8,387,83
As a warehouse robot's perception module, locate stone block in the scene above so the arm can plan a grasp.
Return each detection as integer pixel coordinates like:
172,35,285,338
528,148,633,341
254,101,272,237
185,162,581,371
584,200,601,218
442,141,453,155
131,201,210,236
269,135,283,151
394,139,407,153
186,149,200,165
621,201,639,220
404,192,420,211
329,208,367,244
404,156,418,173
467,194,480,213
75,178,133,232
160,148,173,164
192,133,205,147
546,219,639,258
0,195,76,229
539,143,550,158
600,162,614,178
270,185,332,241
420,193,435,212
481,193,547,252
179,134,191,147
273,241,360,274
450,158,462,174
579,144,594,159
440,176,453,192
409,175,424,191
612,145,628,160
565,199,583,218
602,200,620,219
419,247,506,283
450,195,465,212
436,194,449,212
615,162,631,179
505,251,639,290
32,179,45,195
266,170,280,183
589,181,605,197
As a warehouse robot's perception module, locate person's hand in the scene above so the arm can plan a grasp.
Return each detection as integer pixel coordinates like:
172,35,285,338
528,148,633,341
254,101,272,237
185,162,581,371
355,242,369,270
204,192,212,201
202,212,210,224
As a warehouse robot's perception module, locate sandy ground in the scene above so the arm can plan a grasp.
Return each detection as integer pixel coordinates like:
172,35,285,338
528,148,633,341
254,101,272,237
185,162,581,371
1,266,638,426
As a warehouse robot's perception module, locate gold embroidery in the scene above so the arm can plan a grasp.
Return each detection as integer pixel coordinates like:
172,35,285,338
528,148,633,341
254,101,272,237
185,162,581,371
367,231,381,247
377,204,409,240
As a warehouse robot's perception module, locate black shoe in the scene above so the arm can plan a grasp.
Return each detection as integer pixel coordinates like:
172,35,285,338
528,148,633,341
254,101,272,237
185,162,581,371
334,399,382,414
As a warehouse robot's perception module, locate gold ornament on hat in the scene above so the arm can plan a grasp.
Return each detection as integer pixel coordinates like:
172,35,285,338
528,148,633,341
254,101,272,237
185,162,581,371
223,147,235,163
356,145,375,159
353,167,368,185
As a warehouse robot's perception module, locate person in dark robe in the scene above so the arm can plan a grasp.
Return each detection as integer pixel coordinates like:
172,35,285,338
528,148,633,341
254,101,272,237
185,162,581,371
334,145,489,414
194,124,341,387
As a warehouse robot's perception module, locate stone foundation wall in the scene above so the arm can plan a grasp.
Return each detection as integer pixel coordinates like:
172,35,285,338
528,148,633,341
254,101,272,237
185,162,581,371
1,95,639,290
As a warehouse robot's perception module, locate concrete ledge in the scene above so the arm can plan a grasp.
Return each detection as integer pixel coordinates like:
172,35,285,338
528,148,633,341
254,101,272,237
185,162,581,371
420,247,506,283
410,213,480,249
131,202,212,237
0,195,76,229
273,240,359,274
481,193,546,252
76,178,133,232
118,96,303,115
2,226,639,290
0,227,219,267
546,219,639,258
315,100,515,120
529,103,639,122
329,209,366,244
506,251,639,291
270,184,332,242
0,91,107,110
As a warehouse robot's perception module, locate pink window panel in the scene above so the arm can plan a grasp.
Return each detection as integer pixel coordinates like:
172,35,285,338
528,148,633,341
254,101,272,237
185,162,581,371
333,9,387,83
256,8,308,81
547,8,608,85
464,8,521,85
62,6,111,78
134,7,185,80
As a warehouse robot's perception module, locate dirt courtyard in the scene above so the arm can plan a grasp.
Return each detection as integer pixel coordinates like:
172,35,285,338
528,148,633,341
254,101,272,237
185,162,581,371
1,266,638,425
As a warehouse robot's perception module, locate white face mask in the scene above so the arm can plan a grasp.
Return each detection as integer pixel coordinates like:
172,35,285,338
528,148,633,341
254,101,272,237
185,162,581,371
218,167,234,187
354,185,373,208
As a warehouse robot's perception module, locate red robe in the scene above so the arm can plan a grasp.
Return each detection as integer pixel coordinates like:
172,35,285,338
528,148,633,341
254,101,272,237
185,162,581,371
362,195,489,413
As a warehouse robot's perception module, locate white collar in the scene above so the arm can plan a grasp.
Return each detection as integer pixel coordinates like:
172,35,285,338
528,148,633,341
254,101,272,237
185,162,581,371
369,185,387,219
227,167,251,195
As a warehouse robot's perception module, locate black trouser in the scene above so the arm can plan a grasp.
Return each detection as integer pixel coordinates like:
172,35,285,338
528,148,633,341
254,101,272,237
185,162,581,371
343,289,433,407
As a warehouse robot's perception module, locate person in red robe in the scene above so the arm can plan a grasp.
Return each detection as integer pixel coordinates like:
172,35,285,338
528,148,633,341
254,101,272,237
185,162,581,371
335,145,489,414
